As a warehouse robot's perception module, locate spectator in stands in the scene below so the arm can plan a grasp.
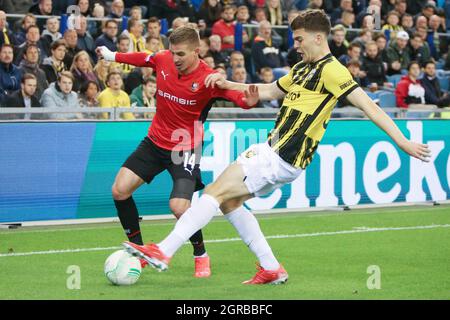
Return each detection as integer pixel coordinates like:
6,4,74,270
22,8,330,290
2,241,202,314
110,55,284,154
413,15,428,33
91,3,106,38
418,3,436,20
231,65,248,84
63,29,81,70
199,37,210,59
18,44,48,99
382,10,404,39
14,25,48,65
374,33,388,61
76,0,98,38
351,28,373,52
40,71,81,120
208,34,226,66
0,0,14,13
336,10,356,30
28,0,53,32
251,7,268,24
330,0,353,25
130,76,156,109
2,73,41,120
408,32,431,67
227,50,245,79
0,44,21,104
41,39,67,84
211,5,248,52
93,58,112,90
401,13,414,36
236,5,251,24
145,35,161,55
129,5,143,21
98,70,134,120
361,41,392,89
70,50,100,93
360,13,376,31
41,17,62,57
124,65,153,94
395,0,408,16
251,20,288,79
258,66,280,108
177,0,197,23
266,0,285,26
146,17,169,50
202,53,216,69
197,0,222,28
386,30,411,75
122,18,146,53
338,43,362,67
346,59,367,87
76,16,96,62
78,80,100,118
329,25,348,59
395,61,436,110
428,14,448,61
421,60,450,107
170,17,189,33
14,13,36,46
114,35,134,75
95,19,118,52
108,0,125,19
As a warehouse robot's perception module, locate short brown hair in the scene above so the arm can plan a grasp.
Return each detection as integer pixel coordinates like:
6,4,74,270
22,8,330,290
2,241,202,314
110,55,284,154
106,70,122,84
58,71,74,82
21,73,37,84
51,39,67,51
290,9,331,35
169,26,200,48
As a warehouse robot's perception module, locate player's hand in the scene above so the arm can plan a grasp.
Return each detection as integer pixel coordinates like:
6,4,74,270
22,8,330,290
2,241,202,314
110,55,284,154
243,85,259,107
399,140,431,162
205,73,227,89
96,46,116,62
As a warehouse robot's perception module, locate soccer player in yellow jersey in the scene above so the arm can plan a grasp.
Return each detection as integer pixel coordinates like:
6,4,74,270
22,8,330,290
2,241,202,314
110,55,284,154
122,10,431,284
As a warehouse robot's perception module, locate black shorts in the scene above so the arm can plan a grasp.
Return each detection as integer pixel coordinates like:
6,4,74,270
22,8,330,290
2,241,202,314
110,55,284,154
122,137,204,200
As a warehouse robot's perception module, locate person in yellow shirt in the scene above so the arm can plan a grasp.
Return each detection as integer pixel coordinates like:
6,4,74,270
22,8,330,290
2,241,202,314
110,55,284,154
98,70,135,120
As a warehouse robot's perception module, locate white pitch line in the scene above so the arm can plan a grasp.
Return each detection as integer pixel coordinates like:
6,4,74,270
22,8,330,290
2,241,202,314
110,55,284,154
1,224,449,258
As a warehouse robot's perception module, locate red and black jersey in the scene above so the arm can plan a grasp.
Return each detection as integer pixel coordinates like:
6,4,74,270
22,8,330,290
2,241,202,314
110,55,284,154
115,50,253,151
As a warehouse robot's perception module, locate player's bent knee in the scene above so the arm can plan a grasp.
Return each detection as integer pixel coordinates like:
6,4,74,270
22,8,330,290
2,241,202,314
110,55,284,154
111,183,132,201
169,199,190,218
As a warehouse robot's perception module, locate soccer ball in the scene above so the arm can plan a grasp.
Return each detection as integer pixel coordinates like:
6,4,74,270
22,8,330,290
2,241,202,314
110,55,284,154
104,250,142,285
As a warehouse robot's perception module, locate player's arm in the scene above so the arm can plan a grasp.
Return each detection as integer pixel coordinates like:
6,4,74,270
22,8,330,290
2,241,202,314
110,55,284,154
96,46,155,68
346,87,431,162
205,73,285,101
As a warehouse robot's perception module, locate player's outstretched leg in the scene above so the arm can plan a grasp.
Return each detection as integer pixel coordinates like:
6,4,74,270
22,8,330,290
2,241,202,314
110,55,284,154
221,201,288,285
170,198,210,278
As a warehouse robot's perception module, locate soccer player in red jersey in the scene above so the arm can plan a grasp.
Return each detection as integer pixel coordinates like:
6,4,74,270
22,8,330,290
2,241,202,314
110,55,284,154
96,27,259,278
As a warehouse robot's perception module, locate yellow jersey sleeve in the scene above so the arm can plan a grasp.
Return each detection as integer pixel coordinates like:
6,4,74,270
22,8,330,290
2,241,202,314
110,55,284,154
322,61,359,99
276,65,295,93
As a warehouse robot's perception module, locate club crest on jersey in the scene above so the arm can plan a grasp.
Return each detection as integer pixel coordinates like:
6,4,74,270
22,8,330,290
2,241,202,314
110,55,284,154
191,82,199,92
245,150,256,158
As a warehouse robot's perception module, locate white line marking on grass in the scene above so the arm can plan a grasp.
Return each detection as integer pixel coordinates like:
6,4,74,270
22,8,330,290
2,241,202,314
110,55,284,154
1,224,449,258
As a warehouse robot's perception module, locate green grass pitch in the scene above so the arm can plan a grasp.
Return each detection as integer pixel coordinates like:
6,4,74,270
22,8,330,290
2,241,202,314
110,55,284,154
0,205,449,300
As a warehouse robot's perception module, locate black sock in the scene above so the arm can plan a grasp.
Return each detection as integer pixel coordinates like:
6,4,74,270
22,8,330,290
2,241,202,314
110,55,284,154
190,229,206,256
114,196,143,245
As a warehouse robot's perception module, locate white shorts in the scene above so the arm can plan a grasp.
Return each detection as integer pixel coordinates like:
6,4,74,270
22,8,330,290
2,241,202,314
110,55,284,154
236,142,303,197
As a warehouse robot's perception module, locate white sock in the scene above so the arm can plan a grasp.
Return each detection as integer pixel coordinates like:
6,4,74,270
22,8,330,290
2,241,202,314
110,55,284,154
158,194,219,257
225,206,280,271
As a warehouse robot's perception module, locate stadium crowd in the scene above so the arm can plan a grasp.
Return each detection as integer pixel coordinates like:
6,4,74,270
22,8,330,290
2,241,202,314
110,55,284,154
0,0,449,120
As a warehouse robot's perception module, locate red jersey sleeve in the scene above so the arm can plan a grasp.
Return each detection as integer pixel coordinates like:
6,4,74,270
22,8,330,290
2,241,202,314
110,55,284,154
115,52,158,69
211,86,256,109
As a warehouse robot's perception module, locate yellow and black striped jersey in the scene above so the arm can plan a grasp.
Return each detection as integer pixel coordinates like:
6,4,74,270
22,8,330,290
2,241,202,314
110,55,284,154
268,53,359,169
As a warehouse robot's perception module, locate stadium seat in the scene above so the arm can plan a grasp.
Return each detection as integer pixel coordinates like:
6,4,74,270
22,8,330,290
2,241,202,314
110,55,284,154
438,76,449,92
386,74,403,87
378,92,397,108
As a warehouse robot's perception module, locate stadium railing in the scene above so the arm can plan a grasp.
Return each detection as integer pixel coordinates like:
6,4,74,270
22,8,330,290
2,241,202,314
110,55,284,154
1,107,449,121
